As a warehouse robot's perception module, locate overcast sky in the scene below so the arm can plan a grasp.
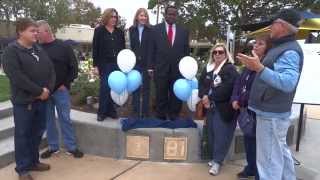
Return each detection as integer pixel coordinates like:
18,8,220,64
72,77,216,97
88,0,160,27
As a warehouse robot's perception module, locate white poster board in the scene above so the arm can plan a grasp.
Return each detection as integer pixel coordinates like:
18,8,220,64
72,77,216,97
293,41,320,104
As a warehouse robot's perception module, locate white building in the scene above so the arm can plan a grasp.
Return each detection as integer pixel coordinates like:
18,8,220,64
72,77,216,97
55,24,94,44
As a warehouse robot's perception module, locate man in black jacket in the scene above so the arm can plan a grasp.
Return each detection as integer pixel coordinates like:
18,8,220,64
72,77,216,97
2,18,55,180
150,5,190,120
36,20,83,159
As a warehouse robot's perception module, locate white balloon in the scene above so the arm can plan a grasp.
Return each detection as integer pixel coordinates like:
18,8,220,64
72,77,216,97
110,90,129,106
187,89,200,112
179,56,198,80
117,49,136,73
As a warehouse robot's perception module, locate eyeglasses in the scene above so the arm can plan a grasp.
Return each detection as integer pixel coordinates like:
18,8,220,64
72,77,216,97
213,50,225,55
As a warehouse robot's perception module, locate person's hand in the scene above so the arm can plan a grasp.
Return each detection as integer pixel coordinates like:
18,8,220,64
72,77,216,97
148,69,154,78
236,50,264,72
202,95,210,109
37,88,50,100
58,85,66,91
232,101,240,110
93,67,99,75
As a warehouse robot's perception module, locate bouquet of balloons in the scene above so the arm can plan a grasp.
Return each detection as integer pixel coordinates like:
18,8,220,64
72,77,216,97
108,49,142,106
173,56,200,112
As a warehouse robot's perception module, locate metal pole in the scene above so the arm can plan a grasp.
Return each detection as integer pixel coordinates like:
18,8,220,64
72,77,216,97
296,103,305,151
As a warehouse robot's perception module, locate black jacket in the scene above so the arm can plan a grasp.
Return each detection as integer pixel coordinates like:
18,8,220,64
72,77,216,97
41,39,78,91
2,41,55,104
92,25,125,67
151,22,190,77
199,62,239,122
129,25,153,70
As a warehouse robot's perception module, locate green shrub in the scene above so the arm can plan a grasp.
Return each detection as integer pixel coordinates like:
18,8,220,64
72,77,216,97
70,73,99,105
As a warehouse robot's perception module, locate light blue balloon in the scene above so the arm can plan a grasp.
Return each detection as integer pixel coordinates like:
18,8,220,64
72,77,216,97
173,79,192,101
108,71,127,94
127,70,142,93
190,78,198,89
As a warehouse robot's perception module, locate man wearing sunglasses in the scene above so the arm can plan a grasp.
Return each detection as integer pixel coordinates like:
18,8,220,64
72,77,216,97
237,9,304,180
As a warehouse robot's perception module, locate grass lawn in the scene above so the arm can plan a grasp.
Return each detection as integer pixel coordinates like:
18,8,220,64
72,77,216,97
0,75,10,102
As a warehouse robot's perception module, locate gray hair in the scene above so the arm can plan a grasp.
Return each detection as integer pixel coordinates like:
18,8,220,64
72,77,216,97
36,20,52,33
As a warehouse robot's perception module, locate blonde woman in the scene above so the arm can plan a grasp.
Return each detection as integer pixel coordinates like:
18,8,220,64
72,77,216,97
92,8,125,121
199,43,239,176
129,8,153,118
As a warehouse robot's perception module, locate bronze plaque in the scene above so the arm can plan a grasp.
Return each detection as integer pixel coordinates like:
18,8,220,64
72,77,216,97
126,135,150,159
164,137,187,160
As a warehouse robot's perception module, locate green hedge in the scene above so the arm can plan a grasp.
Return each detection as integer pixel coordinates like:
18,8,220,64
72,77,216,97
0,75,10,102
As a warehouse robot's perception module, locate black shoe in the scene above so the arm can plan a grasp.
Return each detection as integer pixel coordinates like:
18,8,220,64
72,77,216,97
108,113,118,119
97,115,106,122
66,149,84,158
237,170,254,179
40,149,59,159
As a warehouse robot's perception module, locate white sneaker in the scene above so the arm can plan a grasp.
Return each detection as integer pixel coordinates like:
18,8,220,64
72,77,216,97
209,162,220,176
208,160,214,167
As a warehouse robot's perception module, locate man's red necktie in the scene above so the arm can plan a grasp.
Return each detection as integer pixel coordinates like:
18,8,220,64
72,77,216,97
168,24,173,46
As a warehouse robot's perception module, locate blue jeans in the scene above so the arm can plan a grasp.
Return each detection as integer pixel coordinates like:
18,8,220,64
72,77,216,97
13,101,47,175
243,135,259,179
98,63,118,117
207,109,236,164
132,68,150,118
46,88,77,151
256,115,296,180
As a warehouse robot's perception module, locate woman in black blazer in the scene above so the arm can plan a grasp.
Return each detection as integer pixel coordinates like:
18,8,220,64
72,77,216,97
92,8,125,121
199,43,239,176
129,8,153,118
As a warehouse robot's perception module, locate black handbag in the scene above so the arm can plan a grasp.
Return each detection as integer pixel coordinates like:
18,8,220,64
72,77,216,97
237,108,256,137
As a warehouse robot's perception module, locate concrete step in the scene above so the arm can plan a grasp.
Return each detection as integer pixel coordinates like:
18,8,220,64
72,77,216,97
0,101,12,119
0,135,47,169
0,116,14,141
0,136,14,168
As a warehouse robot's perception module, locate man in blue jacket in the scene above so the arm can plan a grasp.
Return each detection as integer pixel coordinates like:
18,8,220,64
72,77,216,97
237,9,304,180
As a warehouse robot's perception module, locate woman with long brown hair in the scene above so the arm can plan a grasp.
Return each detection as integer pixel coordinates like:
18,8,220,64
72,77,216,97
92,8,125,121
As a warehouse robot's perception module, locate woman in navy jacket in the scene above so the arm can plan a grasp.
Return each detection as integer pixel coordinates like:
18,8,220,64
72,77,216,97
129,8,153,118
199,43,239,176
92,8,125,121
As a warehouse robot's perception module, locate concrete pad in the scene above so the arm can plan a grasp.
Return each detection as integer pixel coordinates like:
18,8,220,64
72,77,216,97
116,161,242,180
294,119,320,177
306,105,320,120
0,154,138,180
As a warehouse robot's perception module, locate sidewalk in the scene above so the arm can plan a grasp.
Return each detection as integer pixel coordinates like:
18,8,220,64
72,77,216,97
0,154,242,180
0,107,320,180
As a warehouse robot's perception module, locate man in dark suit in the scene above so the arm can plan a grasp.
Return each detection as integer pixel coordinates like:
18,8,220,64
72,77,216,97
150,5,190,120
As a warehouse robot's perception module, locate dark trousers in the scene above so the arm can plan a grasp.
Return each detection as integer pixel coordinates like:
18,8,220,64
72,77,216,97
13,101,47,175
207,109,236,164
154,74,182,120
132,67,150,118
98,63,118,117
244,135,259,179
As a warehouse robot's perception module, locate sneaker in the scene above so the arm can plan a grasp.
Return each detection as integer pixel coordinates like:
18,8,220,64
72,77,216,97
30,162,50,171
19,173,34,180
209,162,220,176
66,149,84,158
40,149,59,159
208,160,214,167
